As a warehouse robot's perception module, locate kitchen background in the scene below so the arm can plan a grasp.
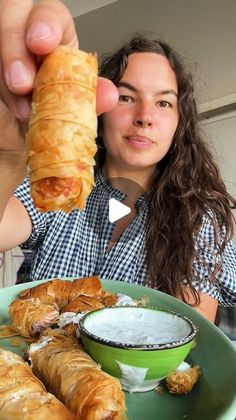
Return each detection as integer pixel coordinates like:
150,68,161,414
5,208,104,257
68,0,236,214
2,0,236,339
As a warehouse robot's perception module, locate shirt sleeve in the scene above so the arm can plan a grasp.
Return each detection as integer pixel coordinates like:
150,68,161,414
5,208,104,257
192,214,236,306
14,177,48,249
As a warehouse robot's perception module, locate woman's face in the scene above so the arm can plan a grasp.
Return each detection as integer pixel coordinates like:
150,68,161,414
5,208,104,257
102,52,179,174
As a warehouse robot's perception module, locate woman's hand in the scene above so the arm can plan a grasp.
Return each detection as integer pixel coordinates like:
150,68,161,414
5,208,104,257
0,0,118,249
0,0,118,160
0,0,79,119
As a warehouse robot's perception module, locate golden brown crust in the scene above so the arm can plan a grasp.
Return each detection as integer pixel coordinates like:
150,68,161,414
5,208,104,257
63,323,79,337
26,46,98,212
9,277,118,338
99,290,118,307
8,299,59,338
63,295,104,313
0,325,20,338
166,365,201,394
29,328,126,419
0,348,75,419
68,276,103,301
19,279,72,309
18,277,104,307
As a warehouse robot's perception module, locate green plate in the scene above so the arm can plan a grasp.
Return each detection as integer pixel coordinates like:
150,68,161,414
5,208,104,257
0,279,235,420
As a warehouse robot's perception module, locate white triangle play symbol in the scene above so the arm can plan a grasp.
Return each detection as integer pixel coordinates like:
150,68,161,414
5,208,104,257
109,198,131,223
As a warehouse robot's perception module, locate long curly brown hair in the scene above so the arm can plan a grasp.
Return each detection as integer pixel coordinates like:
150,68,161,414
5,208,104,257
96,34,236,304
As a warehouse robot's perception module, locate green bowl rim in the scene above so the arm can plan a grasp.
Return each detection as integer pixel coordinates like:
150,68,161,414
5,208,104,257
79,305,197,350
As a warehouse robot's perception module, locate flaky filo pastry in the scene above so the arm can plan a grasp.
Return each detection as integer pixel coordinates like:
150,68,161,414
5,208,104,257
19,277,107,310
166,365,201,394
9,277,118,339
8,299,59,338
26,46,98,212
28,328,127,419
0,348,75,419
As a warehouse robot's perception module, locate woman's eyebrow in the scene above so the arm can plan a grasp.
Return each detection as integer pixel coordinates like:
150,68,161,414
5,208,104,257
118,81,178,97
117,81,137,92
161,89,178,97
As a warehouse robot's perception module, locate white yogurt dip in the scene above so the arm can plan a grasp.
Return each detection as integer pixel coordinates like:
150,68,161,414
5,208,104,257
115,293,136,306
83,307,192,345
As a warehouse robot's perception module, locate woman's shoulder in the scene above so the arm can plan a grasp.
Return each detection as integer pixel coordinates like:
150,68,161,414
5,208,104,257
196,210,235,244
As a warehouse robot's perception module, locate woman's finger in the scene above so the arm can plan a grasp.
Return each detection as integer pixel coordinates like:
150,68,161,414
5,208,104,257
96,77,119,115
0,0,78,95
0,58,31,120
26,0,78,54
0,1,117,119
0,0,35,94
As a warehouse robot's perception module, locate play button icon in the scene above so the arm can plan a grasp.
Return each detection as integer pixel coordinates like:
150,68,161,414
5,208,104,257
87,174,146,244
109,198,131,223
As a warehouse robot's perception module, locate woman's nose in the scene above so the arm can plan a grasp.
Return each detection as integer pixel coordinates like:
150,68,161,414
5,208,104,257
134,104,153,127
134,116,152,127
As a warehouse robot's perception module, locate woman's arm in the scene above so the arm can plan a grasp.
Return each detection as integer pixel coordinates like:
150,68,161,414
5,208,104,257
181,214,236,323
0,0,118,251
0,196,32,252
0,0,79,250
0,100,33,251
178,286,219,322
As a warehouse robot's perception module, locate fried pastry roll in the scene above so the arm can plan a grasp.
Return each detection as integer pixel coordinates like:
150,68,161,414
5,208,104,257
19,278,71,310
28,328,126,419
63,295,104,313
9,299,59,338
0,348,75,419
99,290,119,307
68,276,103,301
62,322,79,338
11,277,118,338
26,46,98,212
0,325,20,338
166,365,201,394
19,277,104,310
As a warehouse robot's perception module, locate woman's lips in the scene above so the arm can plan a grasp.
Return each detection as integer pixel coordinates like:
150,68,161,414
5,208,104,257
125,135,154,148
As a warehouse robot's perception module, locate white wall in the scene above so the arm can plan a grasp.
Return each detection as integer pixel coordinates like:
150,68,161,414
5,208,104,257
202,111,236,241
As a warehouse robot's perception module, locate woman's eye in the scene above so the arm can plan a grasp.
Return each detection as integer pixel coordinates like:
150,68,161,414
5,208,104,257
119,95,134,103
158,100,172,108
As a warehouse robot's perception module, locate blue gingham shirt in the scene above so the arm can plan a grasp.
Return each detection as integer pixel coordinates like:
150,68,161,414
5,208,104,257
15,171,236,306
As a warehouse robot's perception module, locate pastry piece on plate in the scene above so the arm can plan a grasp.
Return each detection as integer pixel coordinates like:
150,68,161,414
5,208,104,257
61,296,104,338
99,289,119,307
68,277,118,306
26,46,98,212
8,299,59,338
18,277,105,310
11,277,119,339
0,325,20,339
166,365,201,394
28,328,127,419
19,278,71,310
0,348,75,419
63,294,104,313
68,276,103,301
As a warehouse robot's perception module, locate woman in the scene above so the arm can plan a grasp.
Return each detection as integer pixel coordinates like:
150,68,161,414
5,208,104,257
0,1,235,322
95,36,236,320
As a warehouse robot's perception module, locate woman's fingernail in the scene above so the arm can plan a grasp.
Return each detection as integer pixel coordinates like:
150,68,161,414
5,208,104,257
16,97,31,120
27,22,53,42
8,61,32,89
